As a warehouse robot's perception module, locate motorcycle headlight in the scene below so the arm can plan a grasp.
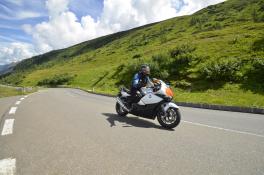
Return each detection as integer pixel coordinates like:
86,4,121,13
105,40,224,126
165,88,174,97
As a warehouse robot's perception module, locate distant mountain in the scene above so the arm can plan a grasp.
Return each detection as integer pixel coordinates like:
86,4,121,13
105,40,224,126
0,63,17,75
0,65,6,72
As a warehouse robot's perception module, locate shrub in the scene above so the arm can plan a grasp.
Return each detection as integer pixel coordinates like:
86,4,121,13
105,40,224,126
242,58,264,91
251,7,264,22
152,54,171,65
190,15,208,31
231,0,249,11
211,22,222,30
252,58,264,70
160,35,168,44
170,44,196,58
252,8,259,22
175,80,192,89
148,61,170,79
37,73,75,87
173,53,194,66
169,44,199,77
249,58,264,80
132,54,141,59
252,38,264,51
190,16,201,26
160,70,170,79
200,58,242,81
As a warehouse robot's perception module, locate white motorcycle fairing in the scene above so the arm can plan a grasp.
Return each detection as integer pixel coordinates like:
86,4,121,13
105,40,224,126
162,102,179,112
138,93,163,105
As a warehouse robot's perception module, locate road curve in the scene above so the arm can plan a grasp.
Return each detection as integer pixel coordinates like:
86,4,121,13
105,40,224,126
0,88,264,175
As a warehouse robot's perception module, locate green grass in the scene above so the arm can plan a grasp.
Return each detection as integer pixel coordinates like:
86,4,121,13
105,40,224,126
1,0,264,108
173,84,264,108
0,86,32,98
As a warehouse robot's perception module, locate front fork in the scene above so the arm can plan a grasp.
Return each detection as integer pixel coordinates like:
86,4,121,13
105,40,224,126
116,97,130,112
161,102,179,113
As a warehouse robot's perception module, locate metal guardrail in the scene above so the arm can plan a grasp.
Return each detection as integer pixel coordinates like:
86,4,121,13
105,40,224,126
0,84,36,93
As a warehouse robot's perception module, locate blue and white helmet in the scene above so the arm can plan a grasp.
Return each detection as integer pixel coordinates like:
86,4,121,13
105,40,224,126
140,64,150,76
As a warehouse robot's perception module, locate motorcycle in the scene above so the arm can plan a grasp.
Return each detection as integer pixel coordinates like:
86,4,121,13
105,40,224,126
116,79,181,129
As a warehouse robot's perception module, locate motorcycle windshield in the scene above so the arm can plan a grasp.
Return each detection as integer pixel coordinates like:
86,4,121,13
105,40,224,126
141,87,153,95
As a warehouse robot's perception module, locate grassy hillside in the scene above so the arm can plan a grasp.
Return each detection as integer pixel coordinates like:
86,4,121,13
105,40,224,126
1,0,264,107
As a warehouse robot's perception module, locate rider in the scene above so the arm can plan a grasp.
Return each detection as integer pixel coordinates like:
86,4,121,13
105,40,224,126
130,64,153,105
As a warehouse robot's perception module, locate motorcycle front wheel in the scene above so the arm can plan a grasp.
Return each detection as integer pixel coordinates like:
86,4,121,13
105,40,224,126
115,102,128,117
157,107,181,129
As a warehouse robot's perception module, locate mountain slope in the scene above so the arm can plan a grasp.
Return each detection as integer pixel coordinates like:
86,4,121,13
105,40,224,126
1,0,264,107
0,63,17,75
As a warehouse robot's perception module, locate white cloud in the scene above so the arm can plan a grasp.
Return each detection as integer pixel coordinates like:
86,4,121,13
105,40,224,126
21,24,32,33
16,11,43,19
174,0,225,16
24,0,98,53
0,0,46,20
6,0,23,6
46,0,69,18
0,42,36,65
26,0,225,54
0,10,44,20
2,0,226,65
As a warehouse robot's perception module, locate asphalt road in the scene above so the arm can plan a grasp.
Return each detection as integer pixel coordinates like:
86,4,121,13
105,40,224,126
0,88,264,175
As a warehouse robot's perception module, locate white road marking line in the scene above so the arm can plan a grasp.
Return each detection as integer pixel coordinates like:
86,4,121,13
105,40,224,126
182,120,264,138
20,97,24,100
24,95,28,98
8,107,17,115
15,101,21,105
1,119,15,136
0,158,16,175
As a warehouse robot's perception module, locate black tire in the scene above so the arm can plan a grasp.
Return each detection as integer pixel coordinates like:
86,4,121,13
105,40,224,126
157,107,181,129
115,102,128,117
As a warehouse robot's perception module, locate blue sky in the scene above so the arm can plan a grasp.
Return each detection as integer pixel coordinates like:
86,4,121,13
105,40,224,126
0,0,103,45
0,0,225,65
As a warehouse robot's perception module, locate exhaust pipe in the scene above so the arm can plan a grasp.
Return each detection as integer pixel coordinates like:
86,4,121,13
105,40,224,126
116,97,129,112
